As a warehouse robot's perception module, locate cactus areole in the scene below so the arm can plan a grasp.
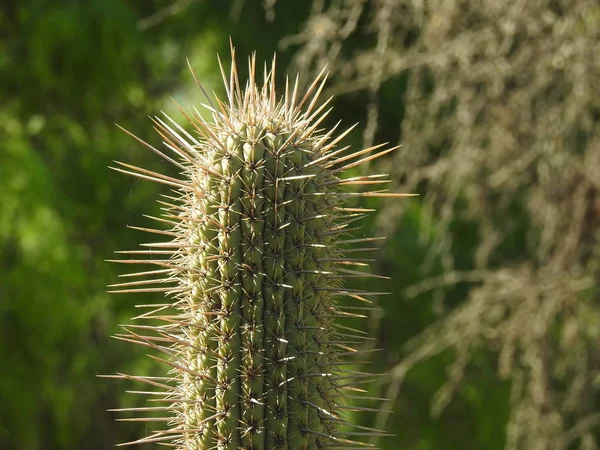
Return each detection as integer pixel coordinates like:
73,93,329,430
107,48,411,449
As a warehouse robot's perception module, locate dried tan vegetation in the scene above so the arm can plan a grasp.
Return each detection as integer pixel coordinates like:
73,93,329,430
277,1,600,449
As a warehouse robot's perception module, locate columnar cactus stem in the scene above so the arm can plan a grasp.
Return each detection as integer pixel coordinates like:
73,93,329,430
107,47,412,449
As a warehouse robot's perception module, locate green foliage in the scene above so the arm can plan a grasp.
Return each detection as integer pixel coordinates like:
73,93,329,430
0,1,184,448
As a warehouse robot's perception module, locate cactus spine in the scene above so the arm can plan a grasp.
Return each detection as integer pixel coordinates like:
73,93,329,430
108,48,410,449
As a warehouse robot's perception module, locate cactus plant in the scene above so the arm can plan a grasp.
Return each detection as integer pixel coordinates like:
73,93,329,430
106,47,411,449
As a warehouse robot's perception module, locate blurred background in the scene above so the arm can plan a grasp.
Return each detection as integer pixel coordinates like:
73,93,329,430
1,1,599,449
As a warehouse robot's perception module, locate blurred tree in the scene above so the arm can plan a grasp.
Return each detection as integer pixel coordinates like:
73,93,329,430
278,0,600,449
1,1,211,448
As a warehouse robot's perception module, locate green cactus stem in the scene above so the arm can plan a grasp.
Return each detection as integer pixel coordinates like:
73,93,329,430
106,47,413,449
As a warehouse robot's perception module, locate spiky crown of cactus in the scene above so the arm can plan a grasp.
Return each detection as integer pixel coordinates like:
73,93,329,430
106,47,411,449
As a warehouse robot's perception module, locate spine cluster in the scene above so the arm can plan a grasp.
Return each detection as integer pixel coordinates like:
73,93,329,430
107,48,410,449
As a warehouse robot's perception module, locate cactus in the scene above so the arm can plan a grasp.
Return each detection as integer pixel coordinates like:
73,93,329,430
107,47,411,449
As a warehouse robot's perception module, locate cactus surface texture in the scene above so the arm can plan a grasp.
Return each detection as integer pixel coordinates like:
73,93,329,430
108,48,410,450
